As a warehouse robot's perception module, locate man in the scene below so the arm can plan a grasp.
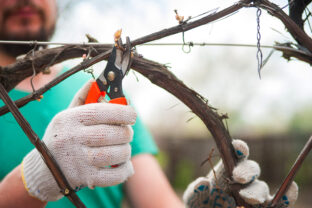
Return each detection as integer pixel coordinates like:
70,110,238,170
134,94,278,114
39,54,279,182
0,0,299,207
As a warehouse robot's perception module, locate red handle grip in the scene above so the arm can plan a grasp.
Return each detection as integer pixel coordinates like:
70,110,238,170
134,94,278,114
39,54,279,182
85,81,106,104
85,81,128,105
109,97,128,105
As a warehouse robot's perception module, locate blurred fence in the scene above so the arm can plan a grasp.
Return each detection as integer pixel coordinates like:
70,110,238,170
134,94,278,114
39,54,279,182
156,134,312,208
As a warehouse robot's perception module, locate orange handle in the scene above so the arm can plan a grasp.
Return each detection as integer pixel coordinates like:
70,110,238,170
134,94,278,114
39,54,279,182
109,97,127,105
85,82,128,106
85,82,106,104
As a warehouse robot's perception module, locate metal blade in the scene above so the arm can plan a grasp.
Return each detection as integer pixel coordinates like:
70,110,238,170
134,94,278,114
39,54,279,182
96,46,117,91
121,37,132,76
114,38,123,70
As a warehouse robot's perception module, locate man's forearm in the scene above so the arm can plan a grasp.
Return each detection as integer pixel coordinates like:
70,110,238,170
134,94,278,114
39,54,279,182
125,154,184,208
0,165,47,208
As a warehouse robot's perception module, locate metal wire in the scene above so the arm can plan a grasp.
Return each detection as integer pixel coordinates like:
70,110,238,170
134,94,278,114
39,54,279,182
82,47,96,79
186,7,219,23
281,0,295,10
181,32,192,53
256,7,263,79
141,42,274,48
0,40,113,46
0,40,275,48
30,44,38,93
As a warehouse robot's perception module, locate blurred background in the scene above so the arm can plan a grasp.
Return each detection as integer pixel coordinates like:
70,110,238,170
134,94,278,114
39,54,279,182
54,0,312,207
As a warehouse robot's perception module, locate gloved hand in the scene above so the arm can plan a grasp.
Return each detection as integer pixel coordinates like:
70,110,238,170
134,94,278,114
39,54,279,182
183,139,298,208
21,80,137,201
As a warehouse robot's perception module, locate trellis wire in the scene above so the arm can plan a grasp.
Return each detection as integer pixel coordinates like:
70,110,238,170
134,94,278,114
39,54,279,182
256,7,263,79
0,39,275,48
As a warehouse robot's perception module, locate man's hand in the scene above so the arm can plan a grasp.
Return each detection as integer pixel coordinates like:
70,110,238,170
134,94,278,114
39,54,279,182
21,80,137,201
183,140,299,208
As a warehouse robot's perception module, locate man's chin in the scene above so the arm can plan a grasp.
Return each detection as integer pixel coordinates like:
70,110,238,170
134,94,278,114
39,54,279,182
0,43,41,58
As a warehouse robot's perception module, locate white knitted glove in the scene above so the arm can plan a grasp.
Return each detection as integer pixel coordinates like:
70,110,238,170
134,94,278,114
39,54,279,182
183,139,299,208
21,80,136,201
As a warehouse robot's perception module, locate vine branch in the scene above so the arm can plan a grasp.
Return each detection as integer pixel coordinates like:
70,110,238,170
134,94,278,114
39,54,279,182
0,83,86,208
0,0,251,92
258,0,312,51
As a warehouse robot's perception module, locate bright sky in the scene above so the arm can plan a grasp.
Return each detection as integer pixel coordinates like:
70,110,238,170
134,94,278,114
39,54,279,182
53,0,312,137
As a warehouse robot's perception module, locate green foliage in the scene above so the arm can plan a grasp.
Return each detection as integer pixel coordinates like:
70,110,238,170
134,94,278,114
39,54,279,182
295,162,312,186
172,159,195,191
156,151,195,191
284,143,312,186
155,150,169,169
289,105,312,134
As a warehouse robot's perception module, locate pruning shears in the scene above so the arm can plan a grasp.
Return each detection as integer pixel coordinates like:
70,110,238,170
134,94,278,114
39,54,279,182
85,37,132,105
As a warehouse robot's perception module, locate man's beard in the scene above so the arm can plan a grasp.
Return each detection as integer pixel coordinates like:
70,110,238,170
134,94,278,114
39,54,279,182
0,26,54,57
0,0,55,57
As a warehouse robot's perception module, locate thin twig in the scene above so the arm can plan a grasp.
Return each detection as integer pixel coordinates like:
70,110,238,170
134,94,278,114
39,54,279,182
30,54,37,93
304,8,312,33
200,149,220,188
130,0,251,46
0,83,86,208
273,44,312,64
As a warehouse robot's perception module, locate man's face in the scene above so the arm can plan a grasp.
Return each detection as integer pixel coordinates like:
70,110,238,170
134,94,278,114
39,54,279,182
0,0,57,56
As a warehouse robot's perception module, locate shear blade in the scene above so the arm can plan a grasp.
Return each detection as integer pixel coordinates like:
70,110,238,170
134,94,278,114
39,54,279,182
121,37,132,76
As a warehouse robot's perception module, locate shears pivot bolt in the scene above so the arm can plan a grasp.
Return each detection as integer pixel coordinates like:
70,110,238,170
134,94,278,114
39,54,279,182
107,71,116,81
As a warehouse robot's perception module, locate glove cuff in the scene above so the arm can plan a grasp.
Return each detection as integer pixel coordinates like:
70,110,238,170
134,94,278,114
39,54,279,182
21,149,63,201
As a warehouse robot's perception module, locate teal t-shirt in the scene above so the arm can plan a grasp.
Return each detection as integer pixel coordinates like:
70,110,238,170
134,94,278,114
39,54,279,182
0,69,158,208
